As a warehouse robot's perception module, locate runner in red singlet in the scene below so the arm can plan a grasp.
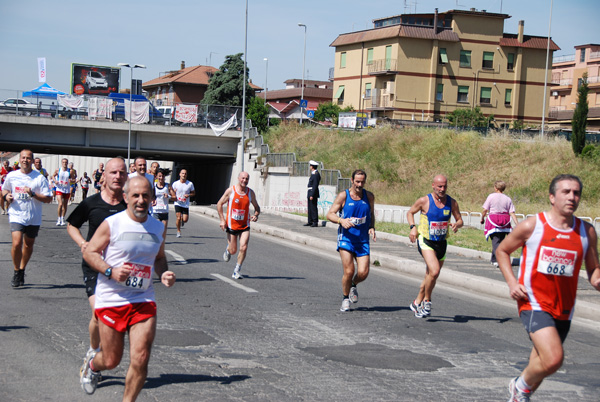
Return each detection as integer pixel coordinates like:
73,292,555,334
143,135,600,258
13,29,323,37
497,174,600,401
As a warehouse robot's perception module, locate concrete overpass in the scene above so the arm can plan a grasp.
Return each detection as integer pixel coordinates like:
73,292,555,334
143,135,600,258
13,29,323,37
0,114,243,203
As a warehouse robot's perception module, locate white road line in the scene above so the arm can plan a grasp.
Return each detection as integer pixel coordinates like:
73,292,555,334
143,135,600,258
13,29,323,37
165,249,187,264
211,273,259,293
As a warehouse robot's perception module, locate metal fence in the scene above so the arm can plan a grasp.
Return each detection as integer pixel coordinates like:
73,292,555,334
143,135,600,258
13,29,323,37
265,153,296,168
0,88,242,129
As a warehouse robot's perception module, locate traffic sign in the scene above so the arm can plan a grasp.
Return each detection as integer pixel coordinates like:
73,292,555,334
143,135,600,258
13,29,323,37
307,110,315,118
300,99,308,108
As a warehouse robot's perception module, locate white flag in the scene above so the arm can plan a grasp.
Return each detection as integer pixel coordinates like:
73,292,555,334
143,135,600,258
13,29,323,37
37,57,47,83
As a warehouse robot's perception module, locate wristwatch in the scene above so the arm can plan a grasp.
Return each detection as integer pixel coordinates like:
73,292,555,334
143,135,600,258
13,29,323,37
104,267,112,279
410,224,416,229
30,191,36,198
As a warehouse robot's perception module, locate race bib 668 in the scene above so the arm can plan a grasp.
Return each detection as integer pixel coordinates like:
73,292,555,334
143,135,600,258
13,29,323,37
537,246,577,277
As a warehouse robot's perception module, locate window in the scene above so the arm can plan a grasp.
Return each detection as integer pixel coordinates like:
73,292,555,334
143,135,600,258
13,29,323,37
505,89,512,105
580,48,586,63
457,86,469,103
334,85,345,101
439,48,448,64
436,84,444,101
365,83,372,98
483,51,494,69
460,50,471,67
480,87,492,104
340,52,346,68
367,48,374,65
507,53,515,70
578,78,583,88
385,45,392,69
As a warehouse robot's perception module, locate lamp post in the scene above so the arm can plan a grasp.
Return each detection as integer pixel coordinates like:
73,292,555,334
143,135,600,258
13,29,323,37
540,0,553,139
298,23,307,125
264,57,269,127
241,0,248,173
117,63,146,167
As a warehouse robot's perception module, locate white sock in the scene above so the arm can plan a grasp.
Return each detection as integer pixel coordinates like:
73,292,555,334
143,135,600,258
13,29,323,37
234,264,241,273
516,376,532,393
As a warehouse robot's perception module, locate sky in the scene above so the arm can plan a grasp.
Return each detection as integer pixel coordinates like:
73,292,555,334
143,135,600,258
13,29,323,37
0,0,598,96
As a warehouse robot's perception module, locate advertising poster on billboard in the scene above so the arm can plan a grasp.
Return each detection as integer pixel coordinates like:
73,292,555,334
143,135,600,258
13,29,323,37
71,63,120,95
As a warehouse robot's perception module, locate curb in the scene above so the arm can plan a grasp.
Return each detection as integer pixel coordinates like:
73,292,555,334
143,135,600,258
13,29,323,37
190,206,600,323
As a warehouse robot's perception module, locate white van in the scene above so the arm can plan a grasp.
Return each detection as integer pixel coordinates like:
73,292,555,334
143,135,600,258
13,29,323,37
156,106,175,124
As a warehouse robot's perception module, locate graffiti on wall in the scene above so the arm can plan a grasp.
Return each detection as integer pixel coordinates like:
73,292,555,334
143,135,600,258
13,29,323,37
317,186,336,211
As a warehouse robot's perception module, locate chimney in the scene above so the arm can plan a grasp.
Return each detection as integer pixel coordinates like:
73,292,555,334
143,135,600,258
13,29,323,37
181,61,185,70
433,8,438,34
518,20,524,43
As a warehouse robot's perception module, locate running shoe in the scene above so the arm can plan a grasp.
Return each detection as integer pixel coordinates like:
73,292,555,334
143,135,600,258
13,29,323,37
83,349,103,382
232,271,243,280
349,286,359,303
508,377,531,402
223,249,231,262
422,300,432,316
18,270,24,287
410,301,424,318
11,271,20,288
176,232,181,238
56,219,61,226
80,351,100,395
340,298,350,312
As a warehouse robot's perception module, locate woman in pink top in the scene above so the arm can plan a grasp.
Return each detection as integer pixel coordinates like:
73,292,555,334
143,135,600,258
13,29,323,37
480,181,518,266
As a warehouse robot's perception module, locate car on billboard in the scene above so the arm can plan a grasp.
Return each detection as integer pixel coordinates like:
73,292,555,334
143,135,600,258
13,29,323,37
71,63,120,95
86,71,108,90
0,98,37,115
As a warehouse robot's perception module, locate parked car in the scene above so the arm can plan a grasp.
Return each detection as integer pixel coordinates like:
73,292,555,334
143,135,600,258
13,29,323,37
86,71,108,90
0,98,37,115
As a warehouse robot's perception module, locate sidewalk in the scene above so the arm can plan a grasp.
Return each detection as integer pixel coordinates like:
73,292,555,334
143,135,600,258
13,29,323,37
191,206,600,324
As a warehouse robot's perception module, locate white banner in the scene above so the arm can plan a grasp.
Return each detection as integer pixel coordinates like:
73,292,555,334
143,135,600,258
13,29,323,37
125,100,149,124
98,97,112,119
208,113,238,137
57,94,84,109
175,104,198,124
37,57,47,83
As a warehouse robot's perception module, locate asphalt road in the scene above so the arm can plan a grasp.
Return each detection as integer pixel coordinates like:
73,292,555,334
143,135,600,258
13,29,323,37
1,206,599,401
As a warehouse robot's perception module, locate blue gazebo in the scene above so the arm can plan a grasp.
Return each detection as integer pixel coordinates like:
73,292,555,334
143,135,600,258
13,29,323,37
22,83,66,99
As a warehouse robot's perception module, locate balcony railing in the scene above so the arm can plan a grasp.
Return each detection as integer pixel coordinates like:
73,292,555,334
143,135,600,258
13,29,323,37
590,51,600,60
553,54,575,63
551,77,572,86
587,75,600,84
367,59,398,74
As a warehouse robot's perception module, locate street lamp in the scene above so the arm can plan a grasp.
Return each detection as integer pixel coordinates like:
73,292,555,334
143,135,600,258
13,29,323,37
117,62,146,166
540,0,553,139
264,57,269,127
298,23,307,125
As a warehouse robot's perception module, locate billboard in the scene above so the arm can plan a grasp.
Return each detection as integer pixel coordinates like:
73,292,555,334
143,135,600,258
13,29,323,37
71,63,120,95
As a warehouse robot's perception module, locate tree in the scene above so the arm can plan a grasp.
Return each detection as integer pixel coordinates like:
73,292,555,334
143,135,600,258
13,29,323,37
314,101,341,123
447,107,494,127
202,53,255,107
571,73,589,155
247,96,269,134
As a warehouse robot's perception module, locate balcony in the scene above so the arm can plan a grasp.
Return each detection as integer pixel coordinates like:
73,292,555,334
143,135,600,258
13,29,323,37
368,59,398,75
551,77,572,86
553,54,575,63
590,51,600,60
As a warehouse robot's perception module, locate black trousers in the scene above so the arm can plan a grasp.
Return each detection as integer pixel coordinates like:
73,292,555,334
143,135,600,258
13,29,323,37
307,197,319,225
490,232,508,263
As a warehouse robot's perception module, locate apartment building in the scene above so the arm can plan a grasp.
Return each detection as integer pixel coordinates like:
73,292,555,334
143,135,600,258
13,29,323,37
330,9,559,126
549,44,600,128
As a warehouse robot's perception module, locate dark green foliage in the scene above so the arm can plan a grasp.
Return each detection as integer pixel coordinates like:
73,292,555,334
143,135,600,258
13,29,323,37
314,101,341,124
447,107,494,127
571,73,589,155
202,53,255,107
247,97,269,134
512,120,524,130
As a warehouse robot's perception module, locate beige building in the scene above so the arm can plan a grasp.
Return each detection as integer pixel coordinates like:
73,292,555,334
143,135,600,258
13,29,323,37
549,44,600,129
330,9,559,126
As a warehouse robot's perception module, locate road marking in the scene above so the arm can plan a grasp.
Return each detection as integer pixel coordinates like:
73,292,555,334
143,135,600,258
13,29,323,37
165,250,187,264
211,273,258,293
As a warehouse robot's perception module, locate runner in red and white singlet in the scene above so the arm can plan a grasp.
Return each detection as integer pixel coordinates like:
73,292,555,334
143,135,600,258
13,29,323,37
497,174,600,401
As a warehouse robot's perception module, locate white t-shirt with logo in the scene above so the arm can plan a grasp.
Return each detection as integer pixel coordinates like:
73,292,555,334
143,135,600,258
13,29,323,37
172,180,195,208
4,170,51,226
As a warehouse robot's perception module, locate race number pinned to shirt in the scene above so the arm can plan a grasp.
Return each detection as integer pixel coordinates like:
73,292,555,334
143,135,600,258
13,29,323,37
232,208,246,221
429,221,448,237
14,186,31,200
537,246,577,277
117,262,152,291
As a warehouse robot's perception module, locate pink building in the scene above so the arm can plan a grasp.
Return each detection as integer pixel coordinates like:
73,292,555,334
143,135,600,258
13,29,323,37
549,44,600,129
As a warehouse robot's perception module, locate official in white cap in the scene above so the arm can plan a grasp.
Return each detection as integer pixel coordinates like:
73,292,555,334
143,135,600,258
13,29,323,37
305,160,321,227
